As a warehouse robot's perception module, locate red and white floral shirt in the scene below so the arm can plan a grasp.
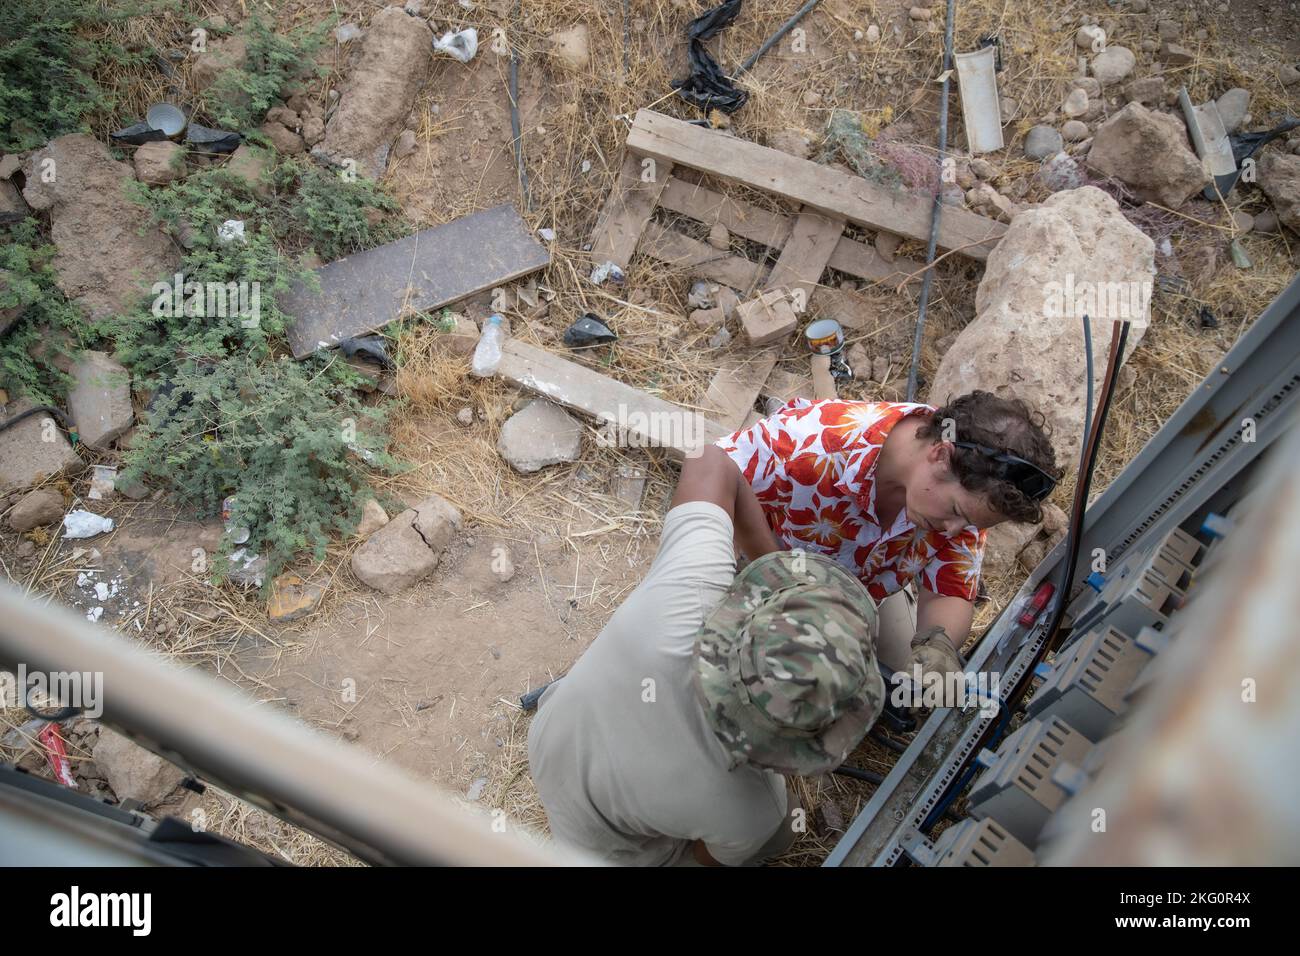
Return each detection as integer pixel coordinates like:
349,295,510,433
716,399,985,603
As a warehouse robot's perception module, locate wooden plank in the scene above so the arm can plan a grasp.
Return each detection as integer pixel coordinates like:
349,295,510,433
659,174,920,285
283,204,549,359
761,367,814,403
658,175,793,249
589,152,673,269
496,339,729,461
765,208,845,302
626,110,1005,260
700,347,781,430
639,221,765,294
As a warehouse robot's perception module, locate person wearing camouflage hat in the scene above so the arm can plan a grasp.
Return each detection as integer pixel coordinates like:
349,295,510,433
527,446,884,866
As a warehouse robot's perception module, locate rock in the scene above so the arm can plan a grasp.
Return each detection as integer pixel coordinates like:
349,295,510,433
317,7,432,179
1041,502,1068,537
1019,538,1050,572
265,105,300,130
967,183,1017,222
928,187,1154,466
356,498,389,537
92,728,184,805
21,136,179,321
1140,38,1159,53
0,180,27,225
1077,25,1105,50
0,154,21,180
1259,152,1300,233
690,306,726,329
1036,152,1085,192
456,406,475,427
871,356,890,382
393,129,418,159
874,231,902,262
259,120,305,155
1231,210,1254,233
1160,42,1194,66
132,141,185,185
1252,209,1279,234
436,312,479,355
350,494,461,594
491,544,515,583
865,25,881,44
190,35,248,93
1156,19,1180,41
706,222,730,250
267,573,325,622
497,400,583,473
969,158,997,180
8,488,64,531
768,129,812,159
0,400,83,496
714,286,740,319
1090,46,1136,86
999,97,1019,123
1061,120,1090,142
1070,77,1101,100
908,7,932,20
227,548,268,588
1024,125,1064,161
1062,88,1088,118
547,24,590,71
68,351,133,450
1123,77,1164,106
981,520,1042,581
802,90,822,107
1087,103,1209,207
223,144,273,199
1282,64,1300,87
301,116,325,147
1215,88,1250,135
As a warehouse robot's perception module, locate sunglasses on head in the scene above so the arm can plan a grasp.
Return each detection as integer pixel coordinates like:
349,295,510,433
951,441,1058,502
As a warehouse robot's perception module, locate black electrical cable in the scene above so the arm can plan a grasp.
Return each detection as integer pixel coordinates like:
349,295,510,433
0,405,74,435
905,0,957,402
869,728,908,754
734,0,824,78
833,765,884,785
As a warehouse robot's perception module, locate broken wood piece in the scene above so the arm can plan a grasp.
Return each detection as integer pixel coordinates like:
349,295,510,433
659,174,921,286
765,208,846,307
700,347,781,430
640,221,764,294
589,151,674,269
282,204,549,359
737,289,799,347
626,109,1005,260
496,339,729,461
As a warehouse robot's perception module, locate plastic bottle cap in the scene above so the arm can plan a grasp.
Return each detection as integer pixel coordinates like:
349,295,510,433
487,314,503,325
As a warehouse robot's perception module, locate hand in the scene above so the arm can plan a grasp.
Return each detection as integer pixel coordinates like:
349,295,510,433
909,625,963,681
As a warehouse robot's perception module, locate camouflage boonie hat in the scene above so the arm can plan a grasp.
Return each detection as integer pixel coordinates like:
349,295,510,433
692,550,884,776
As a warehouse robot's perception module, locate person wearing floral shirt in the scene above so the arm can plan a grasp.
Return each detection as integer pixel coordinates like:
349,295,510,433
715,390,1060,675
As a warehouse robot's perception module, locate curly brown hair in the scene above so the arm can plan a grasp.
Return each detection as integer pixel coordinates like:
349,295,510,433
915,391,1060,524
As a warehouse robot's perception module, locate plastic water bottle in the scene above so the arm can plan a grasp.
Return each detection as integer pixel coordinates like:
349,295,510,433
471,314,505,377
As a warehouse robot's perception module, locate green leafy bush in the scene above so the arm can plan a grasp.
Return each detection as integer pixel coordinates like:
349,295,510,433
0,221,88,406
284,162,402,262
207,12,332,131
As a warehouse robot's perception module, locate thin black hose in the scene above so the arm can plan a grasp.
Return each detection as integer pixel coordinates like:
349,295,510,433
735,0,824,77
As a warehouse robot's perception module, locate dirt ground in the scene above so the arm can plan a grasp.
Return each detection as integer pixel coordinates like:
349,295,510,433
3,0,1299,865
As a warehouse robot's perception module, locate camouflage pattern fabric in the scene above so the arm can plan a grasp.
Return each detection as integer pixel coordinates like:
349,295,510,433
692,549,884,775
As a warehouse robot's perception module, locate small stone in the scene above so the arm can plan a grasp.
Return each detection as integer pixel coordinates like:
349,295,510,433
690,307,726,329
1252,209,1279,234
1062,87,1089,117
68,351,132,450
498,400,583,473
1282,64,1300,87
714,286,740,320
999,97,1019,123
1160,42,1194,66
259,121,305,155
865,24,881,43
132,141,185,185
909,7,933,20
1231,210,1254,233
547,24,590,71
267,574,325,622
357,498,390,537
803,90,822,106
8,488,64,532
706,222,730,250
1157,20,1180,41
301,116,325,146
1077,25,1105,50
224,144,272,199
1070,77,1101,100
490,544,515,583
456,406,475,426
1140,39,1159,53
1215,88,1250,135
1124,77,1164,106
393,128,418,159
1091,46,1136,86
1062,120,1090,142
1024,125,1065,161
874,231,902,262
768,129,812,159
969,158,997,180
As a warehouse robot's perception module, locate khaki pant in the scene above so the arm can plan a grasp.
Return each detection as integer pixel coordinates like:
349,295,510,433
874,586,919,675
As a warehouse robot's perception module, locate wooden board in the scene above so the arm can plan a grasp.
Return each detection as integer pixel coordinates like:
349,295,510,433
761,367,814,403
659,174,920,286
627,109,1005,261
640,221,765,294
496,339,729,461
588,152,674,269
765,208,846,301
283,204,549,359
700,347,781,430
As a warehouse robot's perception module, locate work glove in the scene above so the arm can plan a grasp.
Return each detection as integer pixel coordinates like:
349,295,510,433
910,625,964,681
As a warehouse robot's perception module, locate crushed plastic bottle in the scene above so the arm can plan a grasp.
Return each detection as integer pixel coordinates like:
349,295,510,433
471,314,506,377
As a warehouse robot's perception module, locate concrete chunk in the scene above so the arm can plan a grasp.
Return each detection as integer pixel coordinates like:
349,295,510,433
68,351,133,450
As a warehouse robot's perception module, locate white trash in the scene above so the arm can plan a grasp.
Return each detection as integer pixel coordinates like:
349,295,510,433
434,28,478,63
63,510,114,539
216,219,246,244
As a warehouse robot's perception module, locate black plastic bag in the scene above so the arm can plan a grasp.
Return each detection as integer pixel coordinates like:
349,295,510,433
563,314,618,349
186,123,243,154
671,0,749,115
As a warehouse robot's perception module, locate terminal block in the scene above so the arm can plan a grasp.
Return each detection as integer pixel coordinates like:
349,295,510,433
931,818,1036,867
1026,626,1148,741
967,716,1094,847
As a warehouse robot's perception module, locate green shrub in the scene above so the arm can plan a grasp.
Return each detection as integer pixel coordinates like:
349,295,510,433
206,11,332,131
284,162,402,262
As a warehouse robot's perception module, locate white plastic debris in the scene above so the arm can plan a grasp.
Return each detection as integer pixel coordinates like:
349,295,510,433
336,23,363,43
580,159,592,174
538,227,556,242
63,510,114,539
217,219,246,244
589,260,625,286
434,28,478,63
86,607,104,623
94,581,110,602
76,572,93,588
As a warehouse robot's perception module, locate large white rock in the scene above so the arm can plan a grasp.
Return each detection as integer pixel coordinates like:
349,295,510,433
928,187,1153,465
497,400,583,473
68,351,133,450
351,494,461,594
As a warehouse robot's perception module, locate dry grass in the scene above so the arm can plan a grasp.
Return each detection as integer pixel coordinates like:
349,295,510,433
9,0,1295,865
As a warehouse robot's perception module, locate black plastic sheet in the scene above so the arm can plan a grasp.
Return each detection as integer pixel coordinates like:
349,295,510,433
671,0,749,115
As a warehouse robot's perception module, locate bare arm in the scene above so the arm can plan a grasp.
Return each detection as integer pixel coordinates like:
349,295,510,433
915,587,975,658
672,446,781,561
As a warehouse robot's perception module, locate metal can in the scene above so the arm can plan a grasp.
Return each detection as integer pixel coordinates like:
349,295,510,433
804,318,845,355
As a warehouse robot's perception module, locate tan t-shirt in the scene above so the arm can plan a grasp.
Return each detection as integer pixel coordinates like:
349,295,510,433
527,502,788,866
